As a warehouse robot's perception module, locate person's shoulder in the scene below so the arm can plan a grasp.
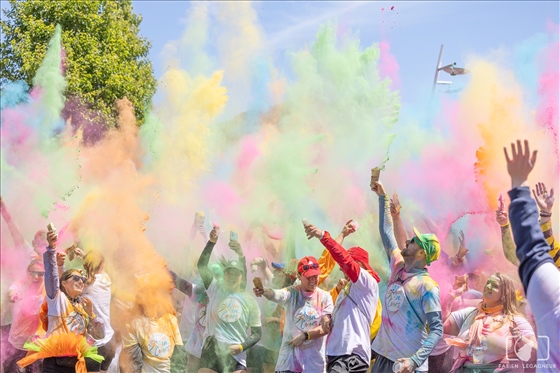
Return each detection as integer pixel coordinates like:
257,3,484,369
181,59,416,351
418,273,439,293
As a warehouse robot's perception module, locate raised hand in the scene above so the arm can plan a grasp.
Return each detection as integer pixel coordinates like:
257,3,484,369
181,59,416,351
304,223,324,240
532,182,555,213
370,180,386,196
341,220,357,237
47,230,58,249
209,226,219,243
56,252,66,267
496,209,509,226
504,140,537,189
390,192,402,215
228,240,243,257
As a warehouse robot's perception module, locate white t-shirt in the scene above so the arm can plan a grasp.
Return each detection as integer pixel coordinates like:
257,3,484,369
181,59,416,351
271,286,334,373
204,280,261,366
121,314,182,373
327,268,378,364
82,272,114,347
46,290,88,337
372,251,441,372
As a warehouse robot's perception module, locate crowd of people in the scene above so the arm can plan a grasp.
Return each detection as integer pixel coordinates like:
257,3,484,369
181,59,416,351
0,139,558,373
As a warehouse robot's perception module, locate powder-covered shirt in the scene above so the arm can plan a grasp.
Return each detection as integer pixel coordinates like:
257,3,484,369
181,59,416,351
204,280,261,366
8,280,45,349
182,284,207,358
270,285,333,373
327,268,378,365
372,250,441,372
451,307,535,364
46,290,89,337
82,272,114,347
256,292,283,352
121,313,182,373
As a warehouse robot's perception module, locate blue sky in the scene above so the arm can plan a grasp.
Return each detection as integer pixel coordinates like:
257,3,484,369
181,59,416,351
131,1,559,109
1,1,557,109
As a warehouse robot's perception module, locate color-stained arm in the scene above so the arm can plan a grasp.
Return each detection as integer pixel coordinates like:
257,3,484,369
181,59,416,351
0,196,27,251
390,193,408,251
169,269,193,297
197,228,218,290
496,209,519,266
410,311,443,369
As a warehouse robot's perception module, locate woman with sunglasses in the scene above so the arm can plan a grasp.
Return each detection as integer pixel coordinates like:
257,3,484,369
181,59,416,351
17,229,105,373
3,259,46,373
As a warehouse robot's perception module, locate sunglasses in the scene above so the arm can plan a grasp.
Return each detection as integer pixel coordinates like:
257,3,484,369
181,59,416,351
28,271,45,277
301,263,319,271
68,274,87,283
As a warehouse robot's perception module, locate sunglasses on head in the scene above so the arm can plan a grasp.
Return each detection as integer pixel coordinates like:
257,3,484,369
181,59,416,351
68,274,87,283
28,271,45,277
301,263,319,271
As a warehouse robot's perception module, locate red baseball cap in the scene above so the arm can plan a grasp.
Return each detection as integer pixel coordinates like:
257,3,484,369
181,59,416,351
297,256,321,277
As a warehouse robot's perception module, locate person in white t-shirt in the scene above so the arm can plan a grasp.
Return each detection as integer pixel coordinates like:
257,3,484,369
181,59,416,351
370,181,443,373
254,256,334,373
120,283,183,373
82,250,116,373
197,227,262,373
303,223,380,373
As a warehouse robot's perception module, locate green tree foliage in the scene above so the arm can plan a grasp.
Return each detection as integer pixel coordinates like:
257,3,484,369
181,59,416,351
0,0,156,124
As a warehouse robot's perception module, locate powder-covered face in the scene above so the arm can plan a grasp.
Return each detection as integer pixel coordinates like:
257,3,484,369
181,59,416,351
224,268,243,291
482,275,502,305
27,263,45,283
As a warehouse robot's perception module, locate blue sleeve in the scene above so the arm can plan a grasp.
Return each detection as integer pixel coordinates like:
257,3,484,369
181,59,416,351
43,246,59,299
508,186,554,292
378,194,399,258
410,311,443,368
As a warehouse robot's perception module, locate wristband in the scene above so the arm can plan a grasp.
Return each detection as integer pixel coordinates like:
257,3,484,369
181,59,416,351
500,223,510,228
305,332,311,340
540,211,552,218
239,344,243,352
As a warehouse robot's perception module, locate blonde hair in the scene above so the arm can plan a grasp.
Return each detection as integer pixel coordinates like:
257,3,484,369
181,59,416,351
493,272,521,317
83,250,104,286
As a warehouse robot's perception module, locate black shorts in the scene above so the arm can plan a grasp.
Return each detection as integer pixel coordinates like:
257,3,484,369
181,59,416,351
199,336,247,373
41,356,101,373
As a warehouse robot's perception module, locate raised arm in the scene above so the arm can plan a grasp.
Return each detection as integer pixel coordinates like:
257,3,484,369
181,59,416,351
318,220,356,286
371,181,399,258
0,196,28,250
390,193,408,250
169,269,193,297
532,182,560,268
197,227,219,290
504,140,554,292
228,239,247,290
43,230,60,299
496,209,519,266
